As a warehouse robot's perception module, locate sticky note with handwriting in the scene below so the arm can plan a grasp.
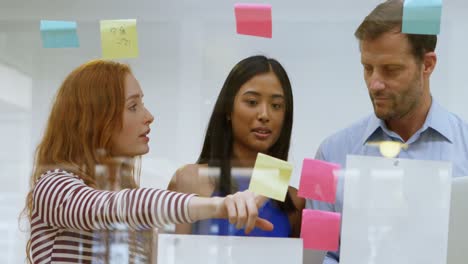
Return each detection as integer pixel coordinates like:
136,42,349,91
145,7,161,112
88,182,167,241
100,19,139,59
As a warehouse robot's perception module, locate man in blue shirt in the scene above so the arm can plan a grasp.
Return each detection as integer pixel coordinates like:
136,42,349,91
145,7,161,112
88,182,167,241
307,0,468,263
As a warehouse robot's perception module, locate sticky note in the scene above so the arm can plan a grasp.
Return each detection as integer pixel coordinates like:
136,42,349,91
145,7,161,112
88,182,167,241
100,19,139,59
40,20,79,48
248,153,293,201
402,0,442,35
298,158,340,203
234,3,272,38
300,209,341,251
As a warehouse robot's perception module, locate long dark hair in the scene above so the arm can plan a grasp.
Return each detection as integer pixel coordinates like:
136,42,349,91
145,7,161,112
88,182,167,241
197,55,296,213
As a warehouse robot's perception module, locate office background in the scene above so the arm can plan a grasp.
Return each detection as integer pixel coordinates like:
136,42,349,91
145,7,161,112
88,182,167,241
0,0,467,262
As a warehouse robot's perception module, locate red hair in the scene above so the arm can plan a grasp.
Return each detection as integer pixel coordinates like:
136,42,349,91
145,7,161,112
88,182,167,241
23,59,140,262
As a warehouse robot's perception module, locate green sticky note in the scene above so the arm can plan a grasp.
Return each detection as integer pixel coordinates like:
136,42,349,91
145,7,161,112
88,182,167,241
40,20,79,48
100,19,139,59
248,153,293,202
402,0,442,35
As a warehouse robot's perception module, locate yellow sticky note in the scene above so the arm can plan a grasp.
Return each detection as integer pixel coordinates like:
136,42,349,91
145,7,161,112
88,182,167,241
248,153,293,202
100,19,139,59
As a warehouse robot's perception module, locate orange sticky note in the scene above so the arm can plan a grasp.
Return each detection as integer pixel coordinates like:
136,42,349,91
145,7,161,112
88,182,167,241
234,3,272,38
300,209,341,251
298,158,340,203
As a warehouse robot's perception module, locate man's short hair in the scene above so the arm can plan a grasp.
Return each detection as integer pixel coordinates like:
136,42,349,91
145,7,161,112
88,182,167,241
355,0,437,62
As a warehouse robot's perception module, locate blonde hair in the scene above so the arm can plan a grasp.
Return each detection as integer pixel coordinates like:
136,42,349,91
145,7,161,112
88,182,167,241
22,59,141,262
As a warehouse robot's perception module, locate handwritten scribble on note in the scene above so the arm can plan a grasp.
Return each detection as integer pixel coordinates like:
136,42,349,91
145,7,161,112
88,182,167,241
100,19,139,59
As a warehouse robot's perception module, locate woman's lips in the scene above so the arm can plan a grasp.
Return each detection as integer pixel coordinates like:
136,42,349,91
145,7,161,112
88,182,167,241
252,129,272,140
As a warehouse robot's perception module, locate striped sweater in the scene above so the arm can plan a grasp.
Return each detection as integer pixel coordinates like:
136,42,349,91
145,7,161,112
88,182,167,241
30,169,195,263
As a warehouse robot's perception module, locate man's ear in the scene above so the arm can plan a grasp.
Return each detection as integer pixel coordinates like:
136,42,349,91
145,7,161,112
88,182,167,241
423,52,437,77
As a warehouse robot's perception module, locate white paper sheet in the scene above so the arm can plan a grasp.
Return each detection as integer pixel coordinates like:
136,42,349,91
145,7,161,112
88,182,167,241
157,234,303,264
447,176,468,264
341,155,452,264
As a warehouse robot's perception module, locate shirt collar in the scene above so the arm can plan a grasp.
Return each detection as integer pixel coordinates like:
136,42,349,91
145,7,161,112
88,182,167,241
423,100,454,143
361,114,385,146
361,99,453,145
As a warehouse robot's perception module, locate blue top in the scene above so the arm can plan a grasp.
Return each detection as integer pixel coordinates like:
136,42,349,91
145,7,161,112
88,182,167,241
306,100,468,263
192,175,291,237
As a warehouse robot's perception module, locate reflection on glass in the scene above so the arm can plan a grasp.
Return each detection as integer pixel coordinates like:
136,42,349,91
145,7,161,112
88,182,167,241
92,157,156,264
367,141,408,158
341,155,452,264
157,234,303,264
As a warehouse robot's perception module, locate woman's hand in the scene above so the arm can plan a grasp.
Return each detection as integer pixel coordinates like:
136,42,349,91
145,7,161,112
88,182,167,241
188,191,273,234
214,190,273,234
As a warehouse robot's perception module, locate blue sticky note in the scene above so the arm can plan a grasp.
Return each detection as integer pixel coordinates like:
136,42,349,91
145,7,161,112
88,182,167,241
402,0,442,35
40,20,80,48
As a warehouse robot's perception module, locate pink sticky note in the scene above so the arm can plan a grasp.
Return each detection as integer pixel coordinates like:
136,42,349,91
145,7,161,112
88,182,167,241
300,209,341,251
298,158,340,203
234,3,272,38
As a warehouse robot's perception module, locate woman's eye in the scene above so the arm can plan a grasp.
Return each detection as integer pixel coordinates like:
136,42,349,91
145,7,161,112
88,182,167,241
272,103,283,109
246,100,257,106
129,104,137,111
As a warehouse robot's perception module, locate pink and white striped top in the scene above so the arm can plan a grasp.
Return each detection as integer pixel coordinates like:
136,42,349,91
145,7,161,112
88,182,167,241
30,169,195,263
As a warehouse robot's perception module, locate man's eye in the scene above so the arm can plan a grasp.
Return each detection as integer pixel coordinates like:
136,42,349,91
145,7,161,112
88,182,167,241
385,67,401,76
364,66,373,73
